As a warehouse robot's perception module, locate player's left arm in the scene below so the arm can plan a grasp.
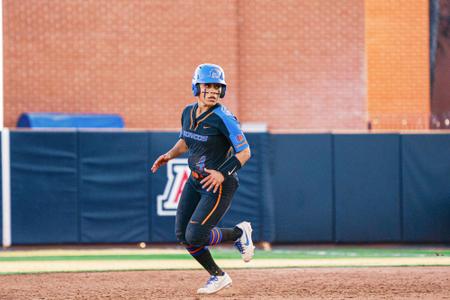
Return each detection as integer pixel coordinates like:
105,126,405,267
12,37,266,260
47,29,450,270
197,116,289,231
201,109,251,192
235,147,251,166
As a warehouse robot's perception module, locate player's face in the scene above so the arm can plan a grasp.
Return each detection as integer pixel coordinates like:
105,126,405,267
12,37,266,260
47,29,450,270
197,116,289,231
198,83,221,107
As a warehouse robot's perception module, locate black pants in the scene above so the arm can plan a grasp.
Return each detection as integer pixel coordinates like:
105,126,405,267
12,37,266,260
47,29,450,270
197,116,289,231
175,174,238,246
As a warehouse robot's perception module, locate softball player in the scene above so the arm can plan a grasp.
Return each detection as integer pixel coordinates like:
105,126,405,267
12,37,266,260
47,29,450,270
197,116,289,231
151,63,254,295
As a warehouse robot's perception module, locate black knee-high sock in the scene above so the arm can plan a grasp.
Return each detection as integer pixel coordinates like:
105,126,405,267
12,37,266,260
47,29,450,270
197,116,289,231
219,227,242,242
208,227,242,246
184,227,243,276
186,245,224,276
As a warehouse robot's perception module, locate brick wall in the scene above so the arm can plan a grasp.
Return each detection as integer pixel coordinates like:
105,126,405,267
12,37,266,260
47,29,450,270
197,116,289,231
4,0,240,129
4,0,429,130
365,0,430,130
238,0,366,130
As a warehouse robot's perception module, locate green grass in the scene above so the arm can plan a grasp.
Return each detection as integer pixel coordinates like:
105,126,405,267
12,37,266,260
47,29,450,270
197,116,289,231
0,248,447,262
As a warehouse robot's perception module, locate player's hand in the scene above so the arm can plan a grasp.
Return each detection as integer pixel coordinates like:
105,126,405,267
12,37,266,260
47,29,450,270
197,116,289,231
201,168,224,193
151,153,171,173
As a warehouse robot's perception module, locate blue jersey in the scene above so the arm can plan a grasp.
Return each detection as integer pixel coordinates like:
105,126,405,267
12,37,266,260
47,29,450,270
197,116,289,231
179,102,249,175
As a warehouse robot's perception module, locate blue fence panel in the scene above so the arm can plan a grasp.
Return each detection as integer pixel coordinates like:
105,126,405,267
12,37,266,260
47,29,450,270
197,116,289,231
5,131,450,245
10,131,78,244
79,132,149,243
148,132,186,242
334,134,401,242
272,134,333,242
258,133,275,242
402,134,450,242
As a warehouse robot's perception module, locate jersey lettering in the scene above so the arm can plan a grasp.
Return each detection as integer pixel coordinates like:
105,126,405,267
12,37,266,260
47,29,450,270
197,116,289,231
182,130,209,142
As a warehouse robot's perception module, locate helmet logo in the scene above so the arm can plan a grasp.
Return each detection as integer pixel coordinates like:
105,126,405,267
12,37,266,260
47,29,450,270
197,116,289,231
210,69,222,79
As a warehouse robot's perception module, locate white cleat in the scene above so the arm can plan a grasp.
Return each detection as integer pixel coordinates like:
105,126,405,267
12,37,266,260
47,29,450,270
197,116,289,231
234,221,255,262
197,273,232,294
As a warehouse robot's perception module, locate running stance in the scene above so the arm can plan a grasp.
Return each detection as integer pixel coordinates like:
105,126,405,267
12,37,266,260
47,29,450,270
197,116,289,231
151,63,254,295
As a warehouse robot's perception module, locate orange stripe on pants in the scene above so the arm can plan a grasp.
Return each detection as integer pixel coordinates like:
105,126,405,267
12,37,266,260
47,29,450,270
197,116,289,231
201,185,222,225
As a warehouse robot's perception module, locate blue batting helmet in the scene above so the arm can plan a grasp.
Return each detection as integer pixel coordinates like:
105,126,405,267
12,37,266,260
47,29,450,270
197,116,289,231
192,63,227,98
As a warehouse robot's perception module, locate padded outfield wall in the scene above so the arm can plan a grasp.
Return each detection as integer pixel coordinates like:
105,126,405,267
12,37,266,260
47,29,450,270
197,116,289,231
1,131,449,245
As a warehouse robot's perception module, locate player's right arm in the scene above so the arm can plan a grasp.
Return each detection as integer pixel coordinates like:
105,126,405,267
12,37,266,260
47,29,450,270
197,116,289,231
151,138,188,173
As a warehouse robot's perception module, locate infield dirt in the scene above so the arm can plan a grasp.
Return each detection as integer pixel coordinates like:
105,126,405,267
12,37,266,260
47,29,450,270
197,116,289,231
0,267,449,299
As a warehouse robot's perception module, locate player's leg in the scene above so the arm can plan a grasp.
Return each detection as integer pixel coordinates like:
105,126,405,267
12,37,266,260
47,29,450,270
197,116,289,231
185,174,240,246
176,177,228,285
176,176,227,282
183,187,229,278
175,177,201,246
183,176,240,294
187,175,254,262
186,175,254,294
176,179,231,294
